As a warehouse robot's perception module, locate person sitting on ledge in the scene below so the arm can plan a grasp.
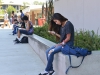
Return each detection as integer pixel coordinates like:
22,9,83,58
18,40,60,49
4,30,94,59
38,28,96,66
39,13,75,75
14,15,34,43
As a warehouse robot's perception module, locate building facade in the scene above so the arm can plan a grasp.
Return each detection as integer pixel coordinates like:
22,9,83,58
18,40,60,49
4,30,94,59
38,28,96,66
54,0,100,34
1,1,22,13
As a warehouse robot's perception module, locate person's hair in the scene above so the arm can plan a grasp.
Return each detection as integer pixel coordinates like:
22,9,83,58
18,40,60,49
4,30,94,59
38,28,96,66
20,10,22,13
49,13,68,41
12,11,14,14
23,15,28,20
52,13,68,23
49,13,68,33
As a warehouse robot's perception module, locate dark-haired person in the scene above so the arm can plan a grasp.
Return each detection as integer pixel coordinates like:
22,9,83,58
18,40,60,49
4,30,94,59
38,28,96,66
39,13,74,75
14,15,34,43
11,11,17,24
12,18,25,35
12,19,19,35
20,18,25,28
20,10,24,18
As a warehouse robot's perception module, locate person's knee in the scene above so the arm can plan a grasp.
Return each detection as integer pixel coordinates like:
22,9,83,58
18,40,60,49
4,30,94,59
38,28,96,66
51,50,55,55
46,49,49,54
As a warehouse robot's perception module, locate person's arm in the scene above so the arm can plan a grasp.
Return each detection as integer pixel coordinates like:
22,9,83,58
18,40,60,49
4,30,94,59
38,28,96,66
48,31,61,38
26,21,30,31
55,32,61,38
61,22,72,45
61,33,71,45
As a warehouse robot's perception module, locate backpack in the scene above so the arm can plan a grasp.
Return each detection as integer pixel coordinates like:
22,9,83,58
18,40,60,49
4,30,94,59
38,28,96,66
61,45,92,74
20,36,28,43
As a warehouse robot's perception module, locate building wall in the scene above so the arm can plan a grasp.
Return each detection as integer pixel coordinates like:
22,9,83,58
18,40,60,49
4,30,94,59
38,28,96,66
2,5,20,13
54,0,100,34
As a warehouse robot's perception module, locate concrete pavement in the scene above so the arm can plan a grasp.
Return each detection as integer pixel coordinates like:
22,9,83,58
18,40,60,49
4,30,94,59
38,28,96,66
0,28,45,75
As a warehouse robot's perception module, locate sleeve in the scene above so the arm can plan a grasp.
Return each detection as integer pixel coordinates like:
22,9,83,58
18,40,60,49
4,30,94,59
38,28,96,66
65,22,71,34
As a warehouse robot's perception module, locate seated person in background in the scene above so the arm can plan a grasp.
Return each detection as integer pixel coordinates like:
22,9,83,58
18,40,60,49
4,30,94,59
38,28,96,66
12,18,25,35
14,15,34,42
12,19,19,35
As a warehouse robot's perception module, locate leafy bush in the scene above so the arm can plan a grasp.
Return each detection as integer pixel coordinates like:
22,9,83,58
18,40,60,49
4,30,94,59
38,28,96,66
74,30,100,51
34,23,100,51
6,6,16,17
0,9,4,15
34,23,57,43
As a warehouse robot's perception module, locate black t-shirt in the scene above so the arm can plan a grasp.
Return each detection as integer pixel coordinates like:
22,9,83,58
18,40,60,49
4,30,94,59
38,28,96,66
60,21,74,46
21,22,25,28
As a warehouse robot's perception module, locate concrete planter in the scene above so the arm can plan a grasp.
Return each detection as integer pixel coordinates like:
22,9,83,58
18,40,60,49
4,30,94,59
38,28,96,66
27,34,100,75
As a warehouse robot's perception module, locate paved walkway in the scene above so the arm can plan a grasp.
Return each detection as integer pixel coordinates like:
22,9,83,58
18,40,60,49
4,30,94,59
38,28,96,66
0,27,45,75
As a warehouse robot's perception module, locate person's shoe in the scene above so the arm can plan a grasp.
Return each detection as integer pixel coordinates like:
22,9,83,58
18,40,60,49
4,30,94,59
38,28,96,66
39,71,49,75
49,70,55,75
13,38,18,41
14,38,20,43
15,40,20,43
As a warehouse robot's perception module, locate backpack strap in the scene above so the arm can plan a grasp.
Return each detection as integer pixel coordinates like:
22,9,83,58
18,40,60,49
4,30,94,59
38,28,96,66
66,55,85,74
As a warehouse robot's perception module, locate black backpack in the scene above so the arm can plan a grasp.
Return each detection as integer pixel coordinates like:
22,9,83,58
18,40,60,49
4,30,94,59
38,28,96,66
20,36,28,43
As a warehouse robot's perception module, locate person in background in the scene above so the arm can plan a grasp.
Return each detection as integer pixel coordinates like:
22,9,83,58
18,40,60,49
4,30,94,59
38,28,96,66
18,17,25,28
11,11,17,24
12,18,25,35
20,10,24,18
14,15,33,43
2,10,10,28
39,13,74,75
12,19,19,35
11,11,15,24
9,15,13,25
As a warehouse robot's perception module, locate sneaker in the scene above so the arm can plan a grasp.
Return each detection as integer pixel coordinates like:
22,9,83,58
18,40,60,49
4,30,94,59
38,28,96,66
39,71,49,75
16,40,20,43
14,39,20,43
49,70,55,75
14,38,20,41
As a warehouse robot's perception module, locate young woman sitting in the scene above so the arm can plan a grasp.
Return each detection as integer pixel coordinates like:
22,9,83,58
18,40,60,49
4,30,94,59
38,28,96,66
14,15,34,43
39,13,74,75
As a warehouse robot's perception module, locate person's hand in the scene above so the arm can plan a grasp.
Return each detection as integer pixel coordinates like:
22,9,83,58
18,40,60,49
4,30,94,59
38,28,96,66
49,31,56,35
60,41,65,46
55,43,62,47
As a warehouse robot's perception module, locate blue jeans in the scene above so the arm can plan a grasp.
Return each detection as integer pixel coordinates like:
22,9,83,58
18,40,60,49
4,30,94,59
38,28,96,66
45,42,74,71
19,29,33,35
45,45,62,71
13,25,19,35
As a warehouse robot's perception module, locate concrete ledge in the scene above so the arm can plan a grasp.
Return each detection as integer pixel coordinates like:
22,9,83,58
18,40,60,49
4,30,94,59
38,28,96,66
27,34,100,75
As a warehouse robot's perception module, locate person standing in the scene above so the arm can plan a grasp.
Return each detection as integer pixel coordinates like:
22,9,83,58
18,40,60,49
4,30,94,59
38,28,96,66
20,10,24,18
2,10,10,28
11,11,17,24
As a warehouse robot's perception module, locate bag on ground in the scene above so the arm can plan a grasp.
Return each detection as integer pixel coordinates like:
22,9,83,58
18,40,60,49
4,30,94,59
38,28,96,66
20,36,28,43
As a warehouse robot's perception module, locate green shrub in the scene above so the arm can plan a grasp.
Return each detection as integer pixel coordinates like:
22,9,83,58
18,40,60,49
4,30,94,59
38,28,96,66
74,30,100,51
34,23,100,51
34,23,57,43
